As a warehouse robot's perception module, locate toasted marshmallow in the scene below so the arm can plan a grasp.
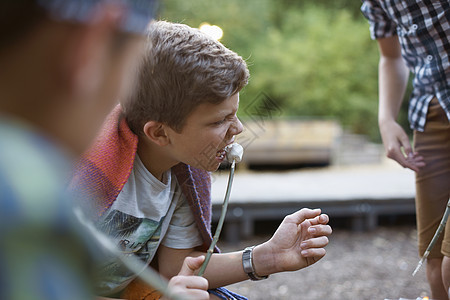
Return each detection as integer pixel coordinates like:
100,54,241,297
226,143,244,163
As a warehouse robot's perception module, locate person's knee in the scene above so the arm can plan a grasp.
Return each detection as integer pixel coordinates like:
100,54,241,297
442,256,450,289
427,258,443,282
428,257,443,269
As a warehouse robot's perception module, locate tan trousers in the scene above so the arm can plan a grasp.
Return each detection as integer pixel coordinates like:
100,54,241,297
414,98,450,258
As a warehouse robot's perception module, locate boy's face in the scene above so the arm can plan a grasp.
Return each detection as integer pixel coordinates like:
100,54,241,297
165,93,243,172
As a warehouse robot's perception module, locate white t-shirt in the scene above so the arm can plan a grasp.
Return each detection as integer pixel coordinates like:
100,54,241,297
95,155,203,295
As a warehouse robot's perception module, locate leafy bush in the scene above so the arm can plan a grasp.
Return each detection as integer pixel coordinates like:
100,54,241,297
246,6,380,139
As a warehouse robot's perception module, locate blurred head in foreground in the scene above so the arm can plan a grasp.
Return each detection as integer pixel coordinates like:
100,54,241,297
0,0,157,154
0,1,157,299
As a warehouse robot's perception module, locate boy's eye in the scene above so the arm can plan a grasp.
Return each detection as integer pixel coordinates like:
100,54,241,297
212,114,237,126
213,119,226,125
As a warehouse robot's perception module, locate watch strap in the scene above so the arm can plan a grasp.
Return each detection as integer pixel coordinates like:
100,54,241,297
242,246,269,281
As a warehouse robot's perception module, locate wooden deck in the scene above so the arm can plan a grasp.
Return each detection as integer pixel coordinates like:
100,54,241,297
210,162,416,243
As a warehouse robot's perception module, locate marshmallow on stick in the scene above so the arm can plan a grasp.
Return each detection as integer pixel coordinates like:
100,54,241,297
226,143,244,163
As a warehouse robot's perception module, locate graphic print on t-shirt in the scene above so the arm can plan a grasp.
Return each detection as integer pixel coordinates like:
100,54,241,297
95,209,165,292
98,209,164,259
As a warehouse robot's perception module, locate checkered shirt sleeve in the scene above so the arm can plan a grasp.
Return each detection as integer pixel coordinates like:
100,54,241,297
361,0,397,40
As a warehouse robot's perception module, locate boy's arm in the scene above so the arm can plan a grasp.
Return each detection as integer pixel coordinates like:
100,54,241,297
376,35,424,171
158,246,248,287
157,208,331,288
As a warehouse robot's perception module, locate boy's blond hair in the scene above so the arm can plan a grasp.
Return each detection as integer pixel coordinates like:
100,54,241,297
122,20,249,134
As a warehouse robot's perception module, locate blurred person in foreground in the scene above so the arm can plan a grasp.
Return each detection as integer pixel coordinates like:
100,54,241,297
0,1,158,299
71,20,332,300
361,1,449,299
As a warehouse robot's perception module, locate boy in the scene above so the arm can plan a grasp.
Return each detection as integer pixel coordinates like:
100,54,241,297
361,1,449,299
0,1,157,299
72,21,332,299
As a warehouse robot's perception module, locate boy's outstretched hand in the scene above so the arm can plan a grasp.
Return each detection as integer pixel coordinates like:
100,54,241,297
254,208,332,275
162,256,209,300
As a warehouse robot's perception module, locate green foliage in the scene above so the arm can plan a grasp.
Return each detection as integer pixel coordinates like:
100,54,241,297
247,6,381,139
160,1,389,141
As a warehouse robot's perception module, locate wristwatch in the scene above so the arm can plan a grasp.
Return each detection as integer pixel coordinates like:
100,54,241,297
242,246,269,281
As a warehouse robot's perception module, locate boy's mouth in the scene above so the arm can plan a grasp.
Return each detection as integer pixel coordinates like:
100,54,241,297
215,141,234,162
216,149,227,161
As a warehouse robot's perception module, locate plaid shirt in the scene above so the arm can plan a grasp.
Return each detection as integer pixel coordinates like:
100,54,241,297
361,0,450,131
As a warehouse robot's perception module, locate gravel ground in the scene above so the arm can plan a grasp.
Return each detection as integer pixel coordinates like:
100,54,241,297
218,226,432,300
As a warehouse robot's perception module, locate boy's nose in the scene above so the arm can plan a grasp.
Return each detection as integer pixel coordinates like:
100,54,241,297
232,117,244,135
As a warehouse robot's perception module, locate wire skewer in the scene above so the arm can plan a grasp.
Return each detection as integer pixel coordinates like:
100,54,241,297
412,198,450,276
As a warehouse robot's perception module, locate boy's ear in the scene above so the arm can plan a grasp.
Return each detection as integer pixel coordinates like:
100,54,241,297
143,121,170,146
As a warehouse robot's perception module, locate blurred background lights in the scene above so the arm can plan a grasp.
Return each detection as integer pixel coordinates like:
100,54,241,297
199,22,223,40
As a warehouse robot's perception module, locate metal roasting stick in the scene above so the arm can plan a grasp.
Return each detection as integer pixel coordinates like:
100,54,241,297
412,198,450,276
74,208,187,300
198,143,243,277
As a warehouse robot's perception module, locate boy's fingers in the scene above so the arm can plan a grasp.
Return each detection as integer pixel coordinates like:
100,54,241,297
388,147,409,168
307,224,332,237
300,247,327,258
287,208,322,225
178,256,205,276
392,150,418,172
300,236,330,250
170,275,208,290
400,137,413,157
307,214,329,226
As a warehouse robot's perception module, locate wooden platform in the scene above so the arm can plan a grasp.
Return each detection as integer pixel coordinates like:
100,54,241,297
210,162,416,243
235,119,341,166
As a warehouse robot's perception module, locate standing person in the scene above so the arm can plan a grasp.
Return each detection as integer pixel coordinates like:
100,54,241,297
361,1,450,299
0,1,161,299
